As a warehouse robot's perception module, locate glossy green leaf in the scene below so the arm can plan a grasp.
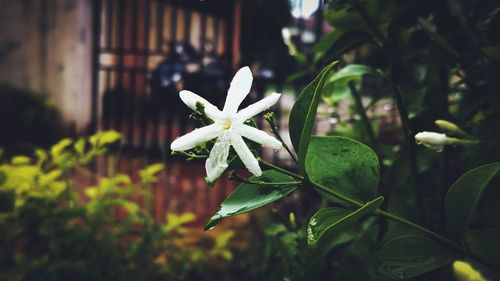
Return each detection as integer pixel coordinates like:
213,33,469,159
305,136,380,203
323,64,383,104
307,196,383,247
328,64,383,85
372,235,454,279
312,30,343,62
205,170,298,230
289,62,337,173
465,229,500,267
445,163,500,233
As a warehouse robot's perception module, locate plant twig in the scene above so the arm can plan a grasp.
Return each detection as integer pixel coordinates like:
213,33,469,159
228,170,302,186
348,81,380,154
258,159,304,181
264,113,299,164
392,85,427,223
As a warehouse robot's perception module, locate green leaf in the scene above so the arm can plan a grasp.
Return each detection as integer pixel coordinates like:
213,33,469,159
205,170,298,230
465,229,500,268
445,163,500,234
90,130,122,147
328,64,383,85
11,156,31,165
289,62,337,173
323,64,383,104
74,138,86,156
164,212,196,232
50,138,73,159
139,163,165,184
371,235,454,279
307,196,383,247
321,30,374,62
311,30,346,62
305,136,380,203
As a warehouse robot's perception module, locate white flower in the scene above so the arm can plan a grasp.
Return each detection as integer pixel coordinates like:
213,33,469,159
415,131,448,151
170,66,283,183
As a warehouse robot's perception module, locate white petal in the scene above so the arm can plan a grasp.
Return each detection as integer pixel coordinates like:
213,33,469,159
229,132,262,176
222,66,253,115
415,131,448,150
239,125,282,149
236,93,281,122
170,124,221,151
179,90,224,120
205,132,231,183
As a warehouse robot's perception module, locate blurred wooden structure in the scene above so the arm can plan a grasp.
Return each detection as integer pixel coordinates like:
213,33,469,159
91,0,240,149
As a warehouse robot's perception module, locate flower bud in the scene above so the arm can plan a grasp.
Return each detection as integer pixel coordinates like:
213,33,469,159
435,120,469,137
415,131,448,151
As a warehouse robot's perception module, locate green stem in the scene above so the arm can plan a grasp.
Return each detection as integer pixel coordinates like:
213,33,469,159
265,113,299,164
173,151,208,159
258,159,304,180
348,81,380,154
310,181,364,208
393,85,426,222
243,180,302,186
417,17,460,58
374,209,460,251
446,138,481,146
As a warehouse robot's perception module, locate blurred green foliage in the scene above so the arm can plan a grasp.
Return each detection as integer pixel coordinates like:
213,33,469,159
0,131,236,281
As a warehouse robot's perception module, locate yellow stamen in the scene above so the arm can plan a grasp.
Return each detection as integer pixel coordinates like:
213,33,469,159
223,119,232,130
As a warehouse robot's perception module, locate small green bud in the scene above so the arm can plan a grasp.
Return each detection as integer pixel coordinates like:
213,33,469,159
264,112,275,122
195,101,206,114
434,120,470,138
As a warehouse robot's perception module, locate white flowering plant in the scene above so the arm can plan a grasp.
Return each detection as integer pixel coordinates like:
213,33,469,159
171,60,500,280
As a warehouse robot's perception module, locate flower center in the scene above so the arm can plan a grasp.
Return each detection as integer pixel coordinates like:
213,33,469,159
222,119,232,130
